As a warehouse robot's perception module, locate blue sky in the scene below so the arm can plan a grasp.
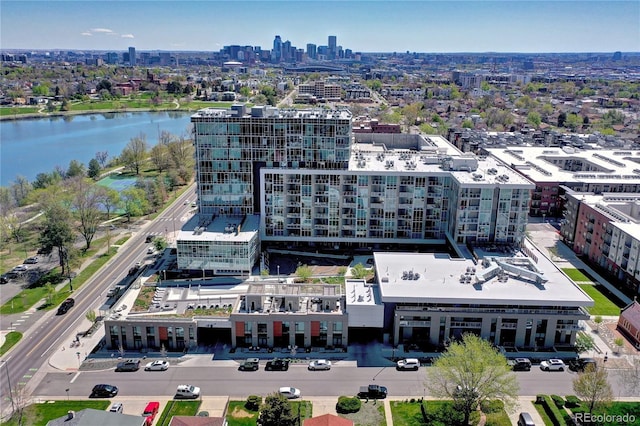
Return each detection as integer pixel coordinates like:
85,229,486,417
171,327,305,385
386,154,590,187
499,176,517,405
1,1,638,53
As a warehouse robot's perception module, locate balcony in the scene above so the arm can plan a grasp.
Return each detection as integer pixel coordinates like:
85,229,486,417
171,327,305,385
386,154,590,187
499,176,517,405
399,320,431,327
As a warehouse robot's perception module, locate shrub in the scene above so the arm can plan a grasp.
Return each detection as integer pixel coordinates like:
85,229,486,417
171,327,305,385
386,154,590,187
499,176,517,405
551,394,565,408
336,396,361,414
564,395,581,408
245,395,262,411
480,399,505,414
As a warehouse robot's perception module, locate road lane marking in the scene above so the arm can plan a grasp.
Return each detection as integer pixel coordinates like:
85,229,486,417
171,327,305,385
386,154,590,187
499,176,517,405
70,372,80,383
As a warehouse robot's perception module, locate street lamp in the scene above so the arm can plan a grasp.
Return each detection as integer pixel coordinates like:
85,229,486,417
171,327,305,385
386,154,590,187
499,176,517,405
1,360,15,413
277,265,280,281
65,388,69,400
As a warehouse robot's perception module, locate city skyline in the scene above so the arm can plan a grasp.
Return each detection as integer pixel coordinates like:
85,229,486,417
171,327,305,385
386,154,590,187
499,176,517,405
1,1,638,54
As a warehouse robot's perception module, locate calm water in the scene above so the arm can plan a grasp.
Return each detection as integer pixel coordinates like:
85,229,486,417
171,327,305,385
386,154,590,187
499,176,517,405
0,111,193,186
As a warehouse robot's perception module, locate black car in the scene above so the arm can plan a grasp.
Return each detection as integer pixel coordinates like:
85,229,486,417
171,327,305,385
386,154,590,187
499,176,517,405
57,298,75,315
568,357,597,372
90,384,118,398
145,235,155,243
115,359,140,372
0,276,8,284
265,358,290,371
508,358,532,371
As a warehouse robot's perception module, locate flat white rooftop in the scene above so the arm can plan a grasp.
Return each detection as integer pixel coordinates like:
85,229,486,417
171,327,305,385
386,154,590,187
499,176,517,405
192,106,352,120
373,241,593,307
178,214,260,243
487,146,640,184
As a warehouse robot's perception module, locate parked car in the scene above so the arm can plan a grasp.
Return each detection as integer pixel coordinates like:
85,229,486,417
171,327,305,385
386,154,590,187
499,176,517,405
239,358,260,371
568,357,597,372
518,412,536,426
109,402,124,413
175,384,200,399
145,360,169,371
142,401,160,426
308,359,332,371
278,386,301,399
540,359,566,371
265,358,290,371
12,265,28,272
358,384,388,399
396,358,420,371
91,384,118,398
508,358,532,371
115,359,140,372
24,256,39,264
56,298,75,315
147,247,155,254
145,235,155,243
0,276,8,284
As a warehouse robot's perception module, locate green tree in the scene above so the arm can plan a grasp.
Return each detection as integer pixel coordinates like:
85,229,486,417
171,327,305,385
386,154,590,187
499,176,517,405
121,187,149,221
99,187,120,220
66,159,86,178
426,333,519,425
566,113,581,131
557,112,567,127
527,111,541,128
575,333,595,354
613,337,625,354
39,203,75,275
351,263,368,279
121,133,149,175
257,393,296,426
85,309,97,323
462,119,474,129
149,143,171,174
295,264,313,282
573,365,613,414
87,158,101,179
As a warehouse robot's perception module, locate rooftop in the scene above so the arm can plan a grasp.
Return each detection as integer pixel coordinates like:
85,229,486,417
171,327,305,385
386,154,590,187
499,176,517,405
373,240,594,307
192,105,352,121
178,214,260,243
486,146,640,184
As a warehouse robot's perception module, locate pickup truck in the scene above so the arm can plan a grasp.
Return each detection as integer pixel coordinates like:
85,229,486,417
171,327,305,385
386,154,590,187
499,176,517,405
357,384,388,399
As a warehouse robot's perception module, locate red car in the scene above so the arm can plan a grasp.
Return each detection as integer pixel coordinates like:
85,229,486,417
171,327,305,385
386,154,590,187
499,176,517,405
142,401,159,426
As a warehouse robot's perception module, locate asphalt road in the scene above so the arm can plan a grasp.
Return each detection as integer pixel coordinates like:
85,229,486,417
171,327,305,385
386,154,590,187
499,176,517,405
31,362,628,399
0,185,196,408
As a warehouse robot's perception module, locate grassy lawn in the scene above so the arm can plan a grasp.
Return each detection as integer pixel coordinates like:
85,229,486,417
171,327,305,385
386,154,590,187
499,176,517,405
0,107,41,116
561,268,593,282
578,284,622,316
156,400,201,426
391,400,488,426
0,400,109,426
533,401,554,426
226,400,259,426
570,402,640,426
390,400,424,425
0,332,22,356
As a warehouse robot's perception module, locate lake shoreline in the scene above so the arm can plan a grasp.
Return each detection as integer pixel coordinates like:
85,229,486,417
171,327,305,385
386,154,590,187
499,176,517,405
0,106,200,122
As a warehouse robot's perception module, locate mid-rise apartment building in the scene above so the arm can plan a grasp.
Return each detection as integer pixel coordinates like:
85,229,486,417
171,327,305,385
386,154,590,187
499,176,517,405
181,105,533,276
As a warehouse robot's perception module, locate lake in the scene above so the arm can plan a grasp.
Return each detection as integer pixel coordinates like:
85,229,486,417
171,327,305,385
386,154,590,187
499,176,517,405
0,111,193,186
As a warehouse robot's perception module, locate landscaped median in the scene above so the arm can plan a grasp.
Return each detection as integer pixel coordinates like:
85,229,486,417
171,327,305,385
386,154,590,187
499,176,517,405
0,331,22,357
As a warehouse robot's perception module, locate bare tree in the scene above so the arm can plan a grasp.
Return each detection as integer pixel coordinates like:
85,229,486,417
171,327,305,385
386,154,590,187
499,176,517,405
149,143,171,173
573,365,613,414
95,151,109,167
69,177,103,250
121,133,149,175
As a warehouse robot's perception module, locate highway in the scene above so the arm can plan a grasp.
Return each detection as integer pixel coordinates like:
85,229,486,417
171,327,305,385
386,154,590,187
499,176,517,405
0,185,196,409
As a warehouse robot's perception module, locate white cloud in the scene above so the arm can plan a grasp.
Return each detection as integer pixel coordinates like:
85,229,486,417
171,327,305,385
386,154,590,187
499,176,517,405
121,34,134,39
91,28,113,33
81,32,92,36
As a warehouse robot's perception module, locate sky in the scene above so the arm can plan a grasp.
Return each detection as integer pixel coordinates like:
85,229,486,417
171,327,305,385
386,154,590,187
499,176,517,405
1,1,639,53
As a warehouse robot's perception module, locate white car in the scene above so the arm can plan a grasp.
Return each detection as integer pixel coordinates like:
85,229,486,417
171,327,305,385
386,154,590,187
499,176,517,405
540,359,566,371
308,359,332,371
109,402,123,413
12,265,28,272
175,384,200,399
145,360,169,371
279,387,301,399
396,358,420,371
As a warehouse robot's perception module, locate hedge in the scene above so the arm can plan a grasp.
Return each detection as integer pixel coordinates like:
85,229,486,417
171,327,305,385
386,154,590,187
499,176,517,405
539,395,567,426
245,395,262,411
551,395,565,408
564,395,581,408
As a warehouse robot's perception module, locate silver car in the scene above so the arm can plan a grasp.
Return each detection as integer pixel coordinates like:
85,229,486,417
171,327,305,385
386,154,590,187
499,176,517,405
109,402,123,413
308,359,332,371
540,359,566,371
